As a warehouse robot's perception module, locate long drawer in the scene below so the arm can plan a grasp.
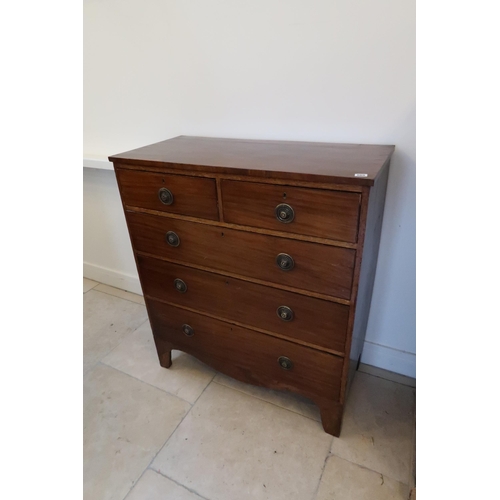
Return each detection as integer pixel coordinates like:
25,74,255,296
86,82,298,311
147,299,344,402
127,212,355,300
221,180,361,243
137,255,349,353
115,168,219,220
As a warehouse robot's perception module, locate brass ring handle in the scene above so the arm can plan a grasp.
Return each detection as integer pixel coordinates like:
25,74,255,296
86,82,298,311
277,306,294,322
276,253,295,271
166,231,180,247
174,278,187,293
158,187,174,205
275,203,295,223
182,324,194,337
278,356,293,370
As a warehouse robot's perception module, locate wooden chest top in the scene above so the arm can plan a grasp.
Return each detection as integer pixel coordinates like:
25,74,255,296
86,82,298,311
109,135,394,186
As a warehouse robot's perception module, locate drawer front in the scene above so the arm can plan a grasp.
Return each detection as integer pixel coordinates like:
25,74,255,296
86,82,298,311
116,168,219,220
148,299,343,402
138,255,349,353
128,212,355,299
221,180,360,243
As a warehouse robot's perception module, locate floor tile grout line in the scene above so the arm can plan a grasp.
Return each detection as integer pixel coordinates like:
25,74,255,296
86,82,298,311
84,323,149,380
150,469,212,500
327,450,411,486
119,375,217,500
83,278,99,291
192,371,217,404
121,466,149,500
94,285,145,303
358,369,416,389
98,361,195,407
120,465,209,500
211,378,322,424
130,374,217,499
90,287,146,306
310,440,334,500
83,283,149,375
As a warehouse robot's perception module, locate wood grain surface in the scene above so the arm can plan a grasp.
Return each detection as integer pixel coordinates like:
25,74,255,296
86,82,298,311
137,255,350,353
126,211,356,300
221,179,360,242
116,168,219,220
148,299,344,403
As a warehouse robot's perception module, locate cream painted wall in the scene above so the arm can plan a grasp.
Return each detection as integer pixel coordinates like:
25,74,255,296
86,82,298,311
83,0,415,377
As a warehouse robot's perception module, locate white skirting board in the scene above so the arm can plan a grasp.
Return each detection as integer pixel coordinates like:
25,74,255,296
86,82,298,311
83,263,415,379
360,341,416,379
83,157,113,170
83,262,143,296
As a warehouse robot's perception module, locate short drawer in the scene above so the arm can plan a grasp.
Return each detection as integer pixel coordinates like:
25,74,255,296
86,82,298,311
221,180,361,243
115,168,219,220
127,212,355,300
137,256,349,353
148,299,344,402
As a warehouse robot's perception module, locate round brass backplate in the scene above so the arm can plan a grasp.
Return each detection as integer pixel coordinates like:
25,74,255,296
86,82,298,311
278,356,293,370
275,203,295,223
166,231,180,247
174,278,187,293
276,253,295,271
277,306,294,322
158,187,174,205
182,324,194,337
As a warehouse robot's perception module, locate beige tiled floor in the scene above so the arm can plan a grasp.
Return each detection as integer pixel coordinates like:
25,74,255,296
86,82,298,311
83,279,416,500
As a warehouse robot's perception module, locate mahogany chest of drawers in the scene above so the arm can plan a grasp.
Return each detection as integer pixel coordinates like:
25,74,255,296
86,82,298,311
109,136,394,436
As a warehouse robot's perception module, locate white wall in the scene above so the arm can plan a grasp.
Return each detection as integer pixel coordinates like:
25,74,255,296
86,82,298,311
84,0,415,377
